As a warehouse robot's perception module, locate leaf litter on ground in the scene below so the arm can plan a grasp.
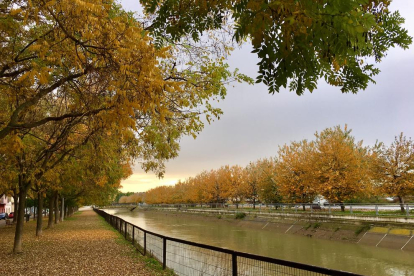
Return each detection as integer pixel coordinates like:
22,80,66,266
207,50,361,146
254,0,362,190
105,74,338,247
0,210,175,276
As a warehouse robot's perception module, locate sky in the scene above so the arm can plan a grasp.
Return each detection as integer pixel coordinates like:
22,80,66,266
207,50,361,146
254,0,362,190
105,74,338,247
118,0,414,193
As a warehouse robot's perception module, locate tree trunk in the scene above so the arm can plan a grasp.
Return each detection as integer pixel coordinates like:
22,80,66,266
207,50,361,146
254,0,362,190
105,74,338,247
340,203,345,212
12,191,19,223
13,188,27,254
36,192,44,237
60,197,64,222
253,198,256,209
54,192,60,224
398,196,405,212
302,204,306,211
33,202,36,221
47,193,54,229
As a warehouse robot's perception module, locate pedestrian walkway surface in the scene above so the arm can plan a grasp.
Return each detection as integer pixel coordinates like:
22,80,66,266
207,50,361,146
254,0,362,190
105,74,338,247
0,210,169,276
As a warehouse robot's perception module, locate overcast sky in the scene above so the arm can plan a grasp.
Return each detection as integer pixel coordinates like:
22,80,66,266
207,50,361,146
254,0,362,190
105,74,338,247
119,0,414,193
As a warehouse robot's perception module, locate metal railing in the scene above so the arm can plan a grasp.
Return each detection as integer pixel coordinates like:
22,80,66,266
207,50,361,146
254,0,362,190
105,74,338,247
141,203,413,219
94,208,361,276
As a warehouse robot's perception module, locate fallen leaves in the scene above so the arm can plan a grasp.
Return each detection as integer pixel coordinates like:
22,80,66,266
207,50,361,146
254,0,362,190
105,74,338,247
0,210,171,276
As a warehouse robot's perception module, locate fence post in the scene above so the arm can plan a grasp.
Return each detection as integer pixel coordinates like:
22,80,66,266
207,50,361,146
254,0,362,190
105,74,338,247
407,205,410,217
311,204,313,214
375,205,378,216
329,204,331,215
232,252,237,276
163,237,167,270
132,226,135,245
125,221,127,239
350,205,353,214
144,232,147,256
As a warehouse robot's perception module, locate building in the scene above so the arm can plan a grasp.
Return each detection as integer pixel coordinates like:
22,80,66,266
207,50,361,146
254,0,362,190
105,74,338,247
0,194,14,214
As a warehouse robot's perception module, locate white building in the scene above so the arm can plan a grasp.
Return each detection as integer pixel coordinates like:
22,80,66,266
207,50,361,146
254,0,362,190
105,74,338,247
0,194,14,214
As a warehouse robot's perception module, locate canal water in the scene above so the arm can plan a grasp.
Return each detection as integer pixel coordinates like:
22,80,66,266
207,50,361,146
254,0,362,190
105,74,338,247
104,208,414,276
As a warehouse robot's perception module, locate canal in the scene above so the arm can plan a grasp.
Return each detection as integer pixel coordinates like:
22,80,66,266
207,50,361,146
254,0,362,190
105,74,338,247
104,208,414,275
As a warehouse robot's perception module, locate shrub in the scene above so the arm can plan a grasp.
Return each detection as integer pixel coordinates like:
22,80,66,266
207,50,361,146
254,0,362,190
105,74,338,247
235,212,246,219
313,222,321,229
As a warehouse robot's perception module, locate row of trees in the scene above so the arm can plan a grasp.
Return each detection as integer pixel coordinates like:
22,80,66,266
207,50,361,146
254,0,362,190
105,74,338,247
140,126,414,212
119,192,145,204
0,0,247,254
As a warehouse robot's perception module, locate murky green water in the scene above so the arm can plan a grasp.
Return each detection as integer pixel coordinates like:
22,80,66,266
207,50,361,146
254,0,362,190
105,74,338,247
105,209,414,276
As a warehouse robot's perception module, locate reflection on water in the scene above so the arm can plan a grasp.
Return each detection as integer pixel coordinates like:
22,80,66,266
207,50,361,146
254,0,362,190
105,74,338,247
104,209,414,276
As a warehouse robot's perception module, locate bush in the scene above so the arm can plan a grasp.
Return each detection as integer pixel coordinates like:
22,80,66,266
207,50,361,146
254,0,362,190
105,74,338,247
313,222,321,229
235,212,246,219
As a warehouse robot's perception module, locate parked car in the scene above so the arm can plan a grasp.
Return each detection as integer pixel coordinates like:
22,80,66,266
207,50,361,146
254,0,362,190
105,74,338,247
386,197,398,203
0,213,6,220
8,212,14,218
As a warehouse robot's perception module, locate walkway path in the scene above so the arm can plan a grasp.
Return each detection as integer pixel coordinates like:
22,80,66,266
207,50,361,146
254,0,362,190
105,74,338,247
0,209,172,276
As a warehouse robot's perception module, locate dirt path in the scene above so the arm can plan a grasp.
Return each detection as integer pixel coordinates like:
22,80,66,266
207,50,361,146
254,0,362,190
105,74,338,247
0,210,171,276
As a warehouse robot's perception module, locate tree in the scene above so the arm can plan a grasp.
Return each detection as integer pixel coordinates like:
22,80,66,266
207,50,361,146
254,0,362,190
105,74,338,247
227,165,247,208
312,125,372,211
141,0,412,94
204,167,232,206
119,196,128,204
186,175,209,205
244,162,261,209
171,180,187,204
256,158,282,204
0,0,249,169
276,140,317,210
372,133,414,212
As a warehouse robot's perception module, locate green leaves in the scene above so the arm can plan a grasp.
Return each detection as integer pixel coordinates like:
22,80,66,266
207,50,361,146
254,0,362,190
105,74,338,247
141,0,412,94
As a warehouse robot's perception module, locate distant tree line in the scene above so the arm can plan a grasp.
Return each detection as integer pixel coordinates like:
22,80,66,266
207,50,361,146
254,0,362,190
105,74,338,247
118,192,145,204
128,126,414,212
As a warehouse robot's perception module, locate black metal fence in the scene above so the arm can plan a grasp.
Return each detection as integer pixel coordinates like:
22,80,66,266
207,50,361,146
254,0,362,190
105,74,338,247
94,208,361,276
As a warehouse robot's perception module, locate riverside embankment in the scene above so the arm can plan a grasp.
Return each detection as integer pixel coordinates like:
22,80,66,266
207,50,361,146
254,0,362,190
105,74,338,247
108,205,414,250
104,207,414,276
0,208,173,276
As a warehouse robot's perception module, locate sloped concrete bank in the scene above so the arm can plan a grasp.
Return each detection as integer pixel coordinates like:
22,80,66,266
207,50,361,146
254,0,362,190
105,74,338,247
132,207,414,252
